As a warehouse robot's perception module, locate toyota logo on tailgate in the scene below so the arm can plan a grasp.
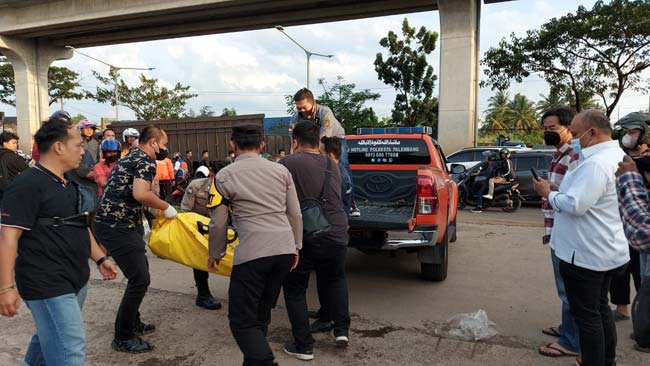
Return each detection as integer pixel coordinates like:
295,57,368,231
366,175,393,193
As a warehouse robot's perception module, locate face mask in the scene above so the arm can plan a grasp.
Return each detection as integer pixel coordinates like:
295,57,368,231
104,154,119,164
570,129,592,159
543,131,561,146
154,142,169,160
622,134,638,149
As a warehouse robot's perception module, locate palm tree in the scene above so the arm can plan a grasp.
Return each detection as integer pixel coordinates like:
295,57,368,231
537,90,566,114
482,90,510,133
506,93,538,132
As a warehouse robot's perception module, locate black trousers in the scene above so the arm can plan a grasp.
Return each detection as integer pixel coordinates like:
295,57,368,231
93,222,150,341
561,260,626,366
609,246,641,305
283,242,350,348
193,269,211,297
229,254,293,366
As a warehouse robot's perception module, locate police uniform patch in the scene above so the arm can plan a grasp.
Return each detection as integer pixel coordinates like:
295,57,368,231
324,117,331,129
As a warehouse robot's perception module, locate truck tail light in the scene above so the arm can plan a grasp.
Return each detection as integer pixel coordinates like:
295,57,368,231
416,175,438,215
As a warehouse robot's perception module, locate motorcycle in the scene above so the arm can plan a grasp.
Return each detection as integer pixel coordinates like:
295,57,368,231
454,159,524,212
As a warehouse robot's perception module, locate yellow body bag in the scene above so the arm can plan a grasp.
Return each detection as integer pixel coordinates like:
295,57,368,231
148,212,237,276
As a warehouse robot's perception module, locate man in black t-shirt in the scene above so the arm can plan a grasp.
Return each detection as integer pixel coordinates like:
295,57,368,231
279,121,351,360
0,116,117,366
93,125,178,354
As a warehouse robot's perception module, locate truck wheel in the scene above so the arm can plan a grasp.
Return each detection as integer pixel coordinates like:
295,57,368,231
420,227,449,282
457,188,468,210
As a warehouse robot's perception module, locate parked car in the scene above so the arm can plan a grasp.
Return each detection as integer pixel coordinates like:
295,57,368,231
446,146,530,170
509,149,554,203
347,126,459,281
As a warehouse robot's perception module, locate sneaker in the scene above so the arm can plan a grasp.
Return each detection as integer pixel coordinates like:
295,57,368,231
350,206,361,217
310,320,334,333
335,335,349,348
196,295,222,310
283,342,314,361
135,322,156,336
308,310,320,319
112,336,154,354
470,207,483,213
482,194,493,200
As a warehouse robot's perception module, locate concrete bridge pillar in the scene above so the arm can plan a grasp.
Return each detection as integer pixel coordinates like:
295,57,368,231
0,36,72,151
437,0,480,154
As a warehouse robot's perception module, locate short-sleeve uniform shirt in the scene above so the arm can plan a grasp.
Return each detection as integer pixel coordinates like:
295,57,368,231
0,164,91,300
95,147,156,228
291,105,345,138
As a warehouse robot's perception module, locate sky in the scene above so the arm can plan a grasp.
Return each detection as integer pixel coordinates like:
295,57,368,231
2,0,649,123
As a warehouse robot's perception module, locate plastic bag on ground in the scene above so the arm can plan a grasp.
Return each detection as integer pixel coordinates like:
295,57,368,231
438,309,498,341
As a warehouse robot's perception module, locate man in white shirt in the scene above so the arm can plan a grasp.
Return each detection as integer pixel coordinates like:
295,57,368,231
533,109,629,366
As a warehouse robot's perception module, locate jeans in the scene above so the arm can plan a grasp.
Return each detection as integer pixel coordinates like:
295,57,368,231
551,249,580,353
560,260,625,366
283,242,350,348
24,285,88,366
339,138,355,208
229,254,293,366
475,178,489,207
93,222,150,340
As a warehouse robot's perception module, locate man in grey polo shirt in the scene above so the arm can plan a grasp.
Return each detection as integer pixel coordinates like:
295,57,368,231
533,109,629,366
291,88,360,217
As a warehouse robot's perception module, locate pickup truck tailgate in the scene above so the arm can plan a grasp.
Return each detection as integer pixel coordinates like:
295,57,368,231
348,204,412,230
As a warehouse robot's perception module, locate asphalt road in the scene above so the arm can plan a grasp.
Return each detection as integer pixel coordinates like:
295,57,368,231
1,206,648,365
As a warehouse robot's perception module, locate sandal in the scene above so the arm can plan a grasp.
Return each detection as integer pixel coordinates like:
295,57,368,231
612,309,629,322
538,343,580,358
542,326,561,337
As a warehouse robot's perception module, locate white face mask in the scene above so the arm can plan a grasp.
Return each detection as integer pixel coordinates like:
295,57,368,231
622,134,638,149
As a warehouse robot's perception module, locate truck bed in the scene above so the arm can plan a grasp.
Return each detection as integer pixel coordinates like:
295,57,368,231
348,204,413,230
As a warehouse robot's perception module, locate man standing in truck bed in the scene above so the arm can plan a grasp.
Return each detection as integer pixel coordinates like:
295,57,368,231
291,88,360,217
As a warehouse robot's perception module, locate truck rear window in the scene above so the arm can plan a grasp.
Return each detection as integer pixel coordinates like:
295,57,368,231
348,138,431,164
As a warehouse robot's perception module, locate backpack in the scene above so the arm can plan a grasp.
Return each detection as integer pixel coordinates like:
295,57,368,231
300,158,333,241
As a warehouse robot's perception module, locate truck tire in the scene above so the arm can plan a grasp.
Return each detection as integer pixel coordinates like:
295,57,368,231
449,218,457,243
420,226,449,282
457,187,468,210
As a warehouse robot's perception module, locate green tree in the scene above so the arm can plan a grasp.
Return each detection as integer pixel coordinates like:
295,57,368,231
506,93,538,132
221,107,237,117
199,105,215,117
0,55,87,107
481,0,650,117
90,69,197,121
71,113,87,124
481,90,510,133
374,18,438,127
315,76,381,134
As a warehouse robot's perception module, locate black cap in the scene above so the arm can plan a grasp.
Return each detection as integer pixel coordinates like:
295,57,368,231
231,123,262,139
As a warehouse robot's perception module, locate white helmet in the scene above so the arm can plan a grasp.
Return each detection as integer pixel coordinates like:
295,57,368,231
122,128,140,142
195,166,210,178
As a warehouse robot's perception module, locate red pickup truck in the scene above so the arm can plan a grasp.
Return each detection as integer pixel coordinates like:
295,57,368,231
346,127,459,281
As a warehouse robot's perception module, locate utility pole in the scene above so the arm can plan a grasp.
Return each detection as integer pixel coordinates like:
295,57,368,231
66,46,154,121
275,25,333,90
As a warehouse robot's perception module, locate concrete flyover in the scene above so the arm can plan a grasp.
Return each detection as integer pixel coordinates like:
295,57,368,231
0,0,511,152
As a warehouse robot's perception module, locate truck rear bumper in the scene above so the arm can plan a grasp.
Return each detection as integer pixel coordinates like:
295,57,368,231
348,226,438,250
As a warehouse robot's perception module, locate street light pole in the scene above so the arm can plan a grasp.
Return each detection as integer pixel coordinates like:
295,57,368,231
66,46,154,121
275,25,333,89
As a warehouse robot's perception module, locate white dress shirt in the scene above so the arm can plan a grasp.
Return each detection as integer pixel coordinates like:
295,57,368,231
549,140,629,271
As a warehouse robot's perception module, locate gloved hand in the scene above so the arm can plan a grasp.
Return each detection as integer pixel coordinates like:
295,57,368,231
163,204,178,219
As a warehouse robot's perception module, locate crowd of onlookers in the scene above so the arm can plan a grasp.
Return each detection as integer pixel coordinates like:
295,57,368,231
0,87,356,366
532,108,650,366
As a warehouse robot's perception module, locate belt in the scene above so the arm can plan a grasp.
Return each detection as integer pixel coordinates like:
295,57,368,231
37,212,92,228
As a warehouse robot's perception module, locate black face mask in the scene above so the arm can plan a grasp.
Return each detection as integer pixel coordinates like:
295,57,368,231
155,147,169,161
104,154,119,164
544,131,561,146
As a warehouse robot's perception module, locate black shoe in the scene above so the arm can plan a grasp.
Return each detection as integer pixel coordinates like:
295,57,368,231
335,335,349,348
112,336,154,354
471,207,483,213
310,320,334,333
307,310,319,319
135,322,156,336
283,342,314,361
196,295,222,310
